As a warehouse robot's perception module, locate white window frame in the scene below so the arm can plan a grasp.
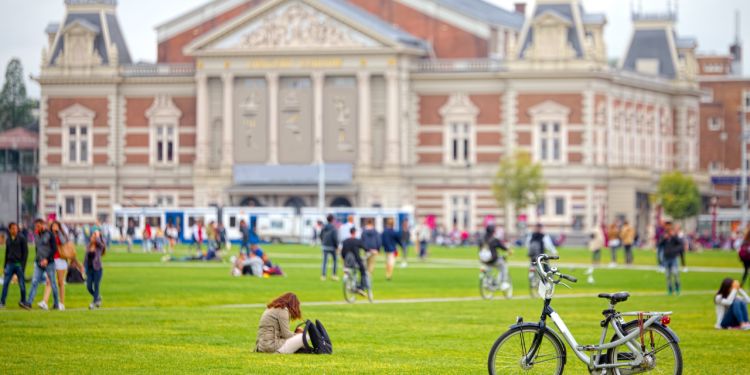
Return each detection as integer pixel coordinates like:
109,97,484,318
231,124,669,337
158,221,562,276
59,104,94,165
146,95,182,166
701,88,714,103
529,100,569,165
150,191,178,208
443,191,475,232
708,116,722,131
439,94,478,166
60,192,97,221
532,192,572,224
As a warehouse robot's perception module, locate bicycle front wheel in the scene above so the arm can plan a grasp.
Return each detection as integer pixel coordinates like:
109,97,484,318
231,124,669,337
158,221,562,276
488,326,565,375
607,322,682,375
342,272,356,303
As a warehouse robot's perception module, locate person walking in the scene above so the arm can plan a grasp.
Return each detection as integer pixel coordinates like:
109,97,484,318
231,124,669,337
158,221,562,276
320,215,339,281
360,219,381,275
193,220,204,252
416,219,431,260
142,222,152,253
620,220,636,265
399,219,412,268
1,223,28,309
607,221,622,267
23,219,60,310
239,220,250,256
165,222,178,254
658,222,686,296
125,219,135,253
84,230,106,309
381,218,403,281
586,223,606,284
41,221,69,311
737,230,750,287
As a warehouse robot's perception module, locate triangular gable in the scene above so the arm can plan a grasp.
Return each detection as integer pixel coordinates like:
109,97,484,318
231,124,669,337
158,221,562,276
528,100,571,117
185,0,411,54
532,10,573,27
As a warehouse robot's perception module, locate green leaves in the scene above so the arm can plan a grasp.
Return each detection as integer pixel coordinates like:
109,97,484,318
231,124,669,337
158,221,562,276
491,151,546,219
0,58,37,130
656,171,701,220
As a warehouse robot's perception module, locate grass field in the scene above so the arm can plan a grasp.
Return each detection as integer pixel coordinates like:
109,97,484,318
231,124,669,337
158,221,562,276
1,243,749,374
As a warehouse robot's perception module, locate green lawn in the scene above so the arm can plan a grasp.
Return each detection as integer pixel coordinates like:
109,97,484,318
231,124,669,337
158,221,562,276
1,243,748,374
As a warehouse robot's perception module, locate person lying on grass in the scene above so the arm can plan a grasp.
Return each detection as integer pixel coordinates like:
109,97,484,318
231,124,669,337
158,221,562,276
231,252,263,277
161,247,221,263
255,292,305,354
715,277,750,330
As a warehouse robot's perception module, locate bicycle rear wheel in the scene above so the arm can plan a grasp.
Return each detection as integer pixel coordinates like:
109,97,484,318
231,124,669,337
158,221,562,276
607,322,682,375
488,326,565,375
480,272,495,300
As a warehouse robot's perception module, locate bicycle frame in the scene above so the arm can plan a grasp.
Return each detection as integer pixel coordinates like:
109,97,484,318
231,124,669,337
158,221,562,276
524,258,671,372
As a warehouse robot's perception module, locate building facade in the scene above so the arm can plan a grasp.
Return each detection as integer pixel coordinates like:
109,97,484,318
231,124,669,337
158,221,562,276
37,0,703,237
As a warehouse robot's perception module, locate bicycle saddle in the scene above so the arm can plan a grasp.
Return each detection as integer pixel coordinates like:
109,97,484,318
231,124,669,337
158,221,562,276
597,292,630,304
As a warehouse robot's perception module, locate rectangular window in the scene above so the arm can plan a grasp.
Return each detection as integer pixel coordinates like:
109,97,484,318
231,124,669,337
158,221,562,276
81,196,92,215
65,197,75,214
537,199,546,216
67,125,89,163
701,89,713,103
539,122,563,162
448,122,471,165
448,194,471,231
708,117,722,131
155,195,175,207
154,125,176,164
554,197,565,216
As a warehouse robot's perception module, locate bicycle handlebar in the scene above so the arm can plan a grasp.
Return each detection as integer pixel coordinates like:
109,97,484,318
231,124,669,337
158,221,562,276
534,254,577,285
560,273,577,283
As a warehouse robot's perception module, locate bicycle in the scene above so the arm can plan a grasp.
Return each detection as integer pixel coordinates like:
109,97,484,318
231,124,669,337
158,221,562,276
480,262,513,300
488,254,681,375
342,253,373,303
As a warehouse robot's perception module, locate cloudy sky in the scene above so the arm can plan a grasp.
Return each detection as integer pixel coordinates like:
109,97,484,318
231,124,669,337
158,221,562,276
1,0,748,97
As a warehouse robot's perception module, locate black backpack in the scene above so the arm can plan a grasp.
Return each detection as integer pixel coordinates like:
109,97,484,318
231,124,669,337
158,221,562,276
66,267,85,283
296,320,333,354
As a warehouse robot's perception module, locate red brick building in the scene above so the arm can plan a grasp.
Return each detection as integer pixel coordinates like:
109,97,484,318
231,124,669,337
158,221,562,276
37,0,704,239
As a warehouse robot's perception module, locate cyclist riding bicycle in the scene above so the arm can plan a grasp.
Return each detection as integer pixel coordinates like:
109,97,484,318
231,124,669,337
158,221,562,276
525,223,558,262
341,227,368,294
478,225,512,292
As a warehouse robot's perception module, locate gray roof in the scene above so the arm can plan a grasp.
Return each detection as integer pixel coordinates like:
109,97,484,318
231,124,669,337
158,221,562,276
234,163,352,185
622,29,676,79
582,13,605,25
432,0,525,29
327,0,430,51
519,3,584,58
45,22,59,34
676,36,697,49
49,11,131,66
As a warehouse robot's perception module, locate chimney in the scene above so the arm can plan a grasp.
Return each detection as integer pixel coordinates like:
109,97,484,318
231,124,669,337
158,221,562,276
514,2,526,15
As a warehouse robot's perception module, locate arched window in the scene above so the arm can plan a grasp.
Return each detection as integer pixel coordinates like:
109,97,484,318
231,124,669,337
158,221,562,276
240,197,263,207
330,197,353,208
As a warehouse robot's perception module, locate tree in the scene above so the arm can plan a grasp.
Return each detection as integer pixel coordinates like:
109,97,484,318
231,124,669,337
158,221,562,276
491,151,546,233
0,58,36,130
656,171,701,222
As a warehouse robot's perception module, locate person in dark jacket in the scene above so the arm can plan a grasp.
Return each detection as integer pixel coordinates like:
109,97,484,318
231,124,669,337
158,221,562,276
239,220,250,256
23,219,59,310
399,219,411,268
1,223,28,308
381,218,403,281
319,214,339,281
361,219,381,274
479,225,512,293
85,230,106,309
658,222,686,296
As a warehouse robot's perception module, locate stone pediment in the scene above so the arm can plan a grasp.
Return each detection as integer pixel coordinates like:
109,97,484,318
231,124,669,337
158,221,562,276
194,0,383,52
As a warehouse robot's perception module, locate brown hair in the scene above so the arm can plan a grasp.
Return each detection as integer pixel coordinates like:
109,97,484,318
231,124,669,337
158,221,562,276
743,229,750,244
267,292,302,320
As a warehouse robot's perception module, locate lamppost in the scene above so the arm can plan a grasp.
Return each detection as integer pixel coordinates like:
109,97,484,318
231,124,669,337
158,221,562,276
711,196,718,246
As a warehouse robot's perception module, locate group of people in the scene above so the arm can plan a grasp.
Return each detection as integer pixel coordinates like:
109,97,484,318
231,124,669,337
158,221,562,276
126,220,180,254
1,219,105,311
230,220,283,278
316,215,429,283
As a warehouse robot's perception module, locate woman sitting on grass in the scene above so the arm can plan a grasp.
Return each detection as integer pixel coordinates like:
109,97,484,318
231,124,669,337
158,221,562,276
715,277,750,330
255,292,305,354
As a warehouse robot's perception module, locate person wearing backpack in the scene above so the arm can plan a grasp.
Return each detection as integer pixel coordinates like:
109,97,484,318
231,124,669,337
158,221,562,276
23,219,60,310
525,223,557,262
361,219,382,274
255,292,305,354
658,222,686,296
478,225,511,292
381,218,403,281
738,230,750,287
40,221,69,311
320,215,339,281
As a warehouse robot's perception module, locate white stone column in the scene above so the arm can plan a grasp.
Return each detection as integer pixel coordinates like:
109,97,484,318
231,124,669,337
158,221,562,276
312,72,324,164
222,72,234,166
385,70,399,165
583,90,594,165
195,73,208,166
357,71,371,166
266,72,279,165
